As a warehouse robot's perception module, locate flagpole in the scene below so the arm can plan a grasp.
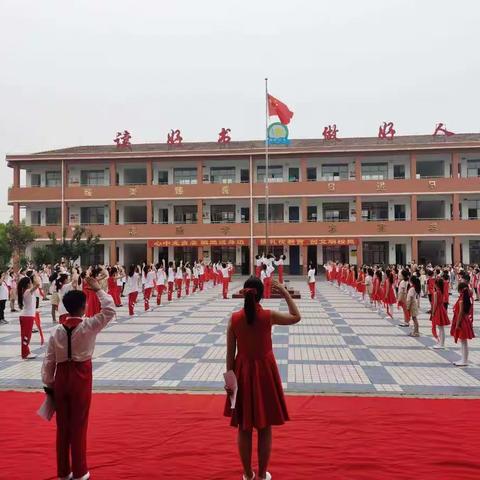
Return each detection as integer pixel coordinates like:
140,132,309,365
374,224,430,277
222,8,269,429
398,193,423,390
264,77,269,254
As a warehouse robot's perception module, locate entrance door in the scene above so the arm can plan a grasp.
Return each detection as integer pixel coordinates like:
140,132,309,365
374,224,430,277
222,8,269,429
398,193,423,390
323,245,349,263
363,241,389,265
395,244,406,265
289,245,300,274
289,206,300,223
157,247,168,264
241,246,250,275
307,245,317,269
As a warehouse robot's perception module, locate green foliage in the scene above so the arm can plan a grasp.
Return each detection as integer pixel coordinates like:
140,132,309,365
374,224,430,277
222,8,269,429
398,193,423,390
32,226,101,268
5,221,37,253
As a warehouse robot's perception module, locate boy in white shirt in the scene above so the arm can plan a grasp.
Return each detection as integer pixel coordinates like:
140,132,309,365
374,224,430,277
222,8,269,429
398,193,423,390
307,265,316,299
41,276,115,480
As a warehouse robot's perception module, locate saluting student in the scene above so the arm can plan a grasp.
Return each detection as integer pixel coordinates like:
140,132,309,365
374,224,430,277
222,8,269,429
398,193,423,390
41,276,115,480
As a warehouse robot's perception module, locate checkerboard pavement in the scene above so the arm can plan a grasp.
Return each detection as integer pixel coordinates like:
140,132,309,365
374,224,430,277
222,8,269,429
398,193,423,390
1,279,479,396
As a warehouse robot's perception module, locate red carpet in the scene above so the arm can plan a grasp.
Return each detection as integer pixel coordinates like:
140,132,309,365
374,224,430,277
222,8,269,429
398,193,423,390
1,391,479,479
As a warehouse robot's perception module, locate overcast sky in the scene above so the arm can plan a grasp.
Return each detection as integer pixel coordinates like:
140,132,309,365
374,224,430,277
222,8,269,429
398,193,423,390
0,0,478,221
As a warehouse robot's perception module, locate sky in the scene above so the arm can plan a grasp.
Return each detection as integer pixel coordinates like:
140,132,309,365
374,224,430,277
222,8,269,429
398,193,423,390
0,0,479,221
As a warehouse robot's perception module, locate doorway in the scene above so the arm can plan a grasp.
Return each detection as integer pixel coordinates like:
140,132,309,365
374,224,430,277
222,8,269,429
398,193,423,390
157,247,169,264
395,244,406,265
307,245,318,270
124,243,147,267
289,245,300,274
241,246,250,275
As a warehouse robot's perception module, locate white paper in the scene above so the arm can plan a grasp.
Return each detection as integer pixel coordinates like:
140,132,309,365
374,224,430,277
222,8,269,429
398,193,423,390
223,370,238,410
37,394,55,422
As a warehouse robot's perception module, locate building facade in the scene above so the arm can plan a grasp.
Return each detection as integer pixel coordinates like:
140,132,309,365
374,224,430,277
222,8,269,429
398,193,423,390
6,134,480,273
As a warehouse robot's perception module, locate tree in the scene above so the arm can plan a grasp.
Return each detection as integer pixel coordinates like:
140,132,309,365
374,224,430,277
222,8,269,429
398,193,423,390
32,226,100,268
5,221,37,271
0,224,12,270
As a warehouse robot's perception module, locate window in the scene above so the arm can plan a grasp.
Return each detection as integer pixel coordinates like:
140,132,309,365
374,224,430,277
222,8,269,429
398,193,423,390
468,208,478,220
82,244,104,267
394,204,406,220
322,202,349,222
80,170,105,186
30,211,41,226
80,207,105,225
158,171,169,185
45,171,61,187
361,202,389,221
240,169,250,183
174,167,197,185
321,164,348,181
210,246,236,264
361,163,388,180
210,167,235,184
307,206,317,222
258,204,284,222
173,205,197,223
416,160,444,179
306,167,317,181
123,205,147,224
257,165,283,182
288,167,299,182
467,160,480,178
123,168,147,185
393,164,405,179
289,206,300,222
158,208,169,224
417,200,445,220
240,207,250,223
211,205,236,223
46,207,61,225
30,173,41,187
466,200,480,219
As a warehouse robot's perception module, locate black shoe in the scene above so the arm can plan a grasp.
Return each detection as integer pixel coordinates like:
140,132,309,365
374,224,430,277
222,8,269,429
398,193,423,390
10,309,18,313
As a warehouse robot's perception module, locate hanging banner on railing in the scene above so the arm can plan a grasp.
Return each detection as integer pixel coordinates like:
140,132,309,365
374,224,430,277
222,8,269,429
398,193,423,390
256,238,358,246
148,238,248,248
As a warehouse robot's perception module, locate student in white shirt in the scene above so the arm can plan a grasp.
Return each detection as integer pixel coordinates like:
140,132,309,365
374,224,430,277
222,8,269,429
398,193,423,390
155,261,167,305
126,265,140,315
143,265,156,311
167,261,176,301
307,264,316,299
41,276,115,480
221,262,231,300
0,271,9,324
17,274,41,359
175,261,184,299
184,263,192,295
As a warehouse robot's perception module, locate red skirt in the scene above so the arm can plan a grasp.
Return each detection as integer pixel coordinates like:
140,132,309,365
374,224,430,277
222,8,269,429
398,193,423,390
224,351,289,431
85,289,101,318
384,287,396,305
432,305,450,326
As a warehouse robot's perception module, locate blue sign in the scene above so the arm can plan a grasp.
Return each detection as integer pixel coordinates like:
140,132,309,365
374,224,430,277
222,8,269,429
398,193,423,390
267,122,290,145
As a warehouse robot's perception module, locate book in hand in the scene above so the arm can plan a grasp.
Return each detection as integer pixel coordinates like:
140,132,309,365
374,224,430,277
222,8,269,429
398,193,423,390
37,393,55,421
223,370,238,410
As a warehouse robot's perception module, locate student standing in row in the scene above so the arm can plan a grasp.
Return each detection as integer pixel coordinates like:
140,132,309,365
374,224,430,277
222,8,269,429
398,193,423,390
307,264,316,299
126,265,140,316
17,274,41,359
155,262,166,305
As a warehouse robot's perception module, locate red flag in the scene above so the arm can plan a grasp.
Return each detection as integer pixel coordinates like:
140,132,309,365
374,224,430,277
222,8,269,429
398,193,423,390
268,94,293,125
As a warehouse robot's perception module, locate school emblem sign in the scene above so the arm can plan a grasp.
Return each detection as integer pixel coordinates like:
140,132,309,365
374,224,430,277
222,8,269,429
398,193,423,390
267,122,290,145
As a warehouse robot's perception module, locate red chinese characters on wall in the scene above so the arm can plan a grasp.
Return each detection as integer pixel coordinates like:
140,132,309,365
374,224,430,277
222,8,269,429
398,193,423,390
323,124,339,140
433,123,455,136
167,129,183,145
218,128,231,144
378,122,396,140
113,130,132,148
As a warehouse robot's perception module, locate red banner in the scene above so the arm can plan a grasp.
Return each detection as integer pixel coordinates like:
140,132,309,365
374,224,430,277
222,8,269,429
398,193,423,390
148,238,248,248
256,238,358,246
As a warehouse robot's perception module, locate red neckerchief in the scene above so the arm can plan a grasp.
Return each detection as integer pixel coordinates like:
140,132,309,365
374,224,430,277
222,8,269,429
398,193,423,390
63,316,83,328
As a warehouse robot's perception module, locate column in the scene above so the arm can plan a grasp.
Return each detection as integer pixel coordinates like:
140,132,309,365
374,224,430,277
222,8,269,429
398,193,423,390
13,203,20,224
452,153,459,179
411,237,418,264
109,241,117,265
300,158,307,182
147,200,152,224
356,239,363,266
410,153,417,179
356,195,362,221
197,246,203,261
452,193,460,220
410,195,417,221
301,245,308,275
110,200,116,225
197,160,203,184
63,202,69,228
355,157,362,180
13,165,20,187
301,197,308,223
197,199,203,224
146,159,153,185
110,160,116,186
63,160,69,186
146,244,153,264
453,236,461,264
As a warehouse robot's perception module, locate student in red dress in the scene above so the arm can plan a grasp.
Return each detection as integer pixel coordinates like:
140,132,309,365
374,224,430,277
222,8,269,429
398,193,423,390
224,277,301,480
383,269,397,319
442,270,450,311
431,277,450,349
426,269,435,314
450,281,475,366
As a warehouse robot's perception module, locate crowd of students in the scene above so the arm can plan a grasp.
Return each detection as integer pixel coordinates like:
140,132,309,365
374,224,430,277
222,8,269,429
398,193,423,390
324,261,476,366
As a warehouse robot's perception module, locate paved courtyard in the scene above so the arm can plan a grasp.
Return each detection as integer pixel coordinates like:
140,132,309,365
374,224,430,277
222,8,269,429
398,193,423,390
0,279,479,396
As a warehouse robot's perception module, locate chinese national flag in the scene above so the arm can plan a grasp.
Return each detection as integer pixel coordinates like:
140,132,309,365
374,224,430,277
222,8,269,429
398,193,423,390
267,94,294,125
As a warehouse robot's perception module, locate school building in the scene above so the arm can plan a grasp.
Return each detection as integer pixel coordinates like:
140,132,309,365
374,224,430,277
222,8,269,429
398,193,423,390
6,133,480,273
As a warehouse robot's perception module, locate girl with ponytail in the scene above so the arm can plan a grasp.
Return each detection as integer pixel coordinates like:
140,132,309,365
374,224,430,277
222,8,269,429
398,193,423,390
224,276,301,480
450,282,475,366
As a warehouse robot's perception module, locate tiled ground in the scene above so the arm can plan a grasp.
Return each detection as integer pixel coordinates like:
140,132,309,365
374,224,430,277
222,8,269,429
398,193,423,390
0,279,479,396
